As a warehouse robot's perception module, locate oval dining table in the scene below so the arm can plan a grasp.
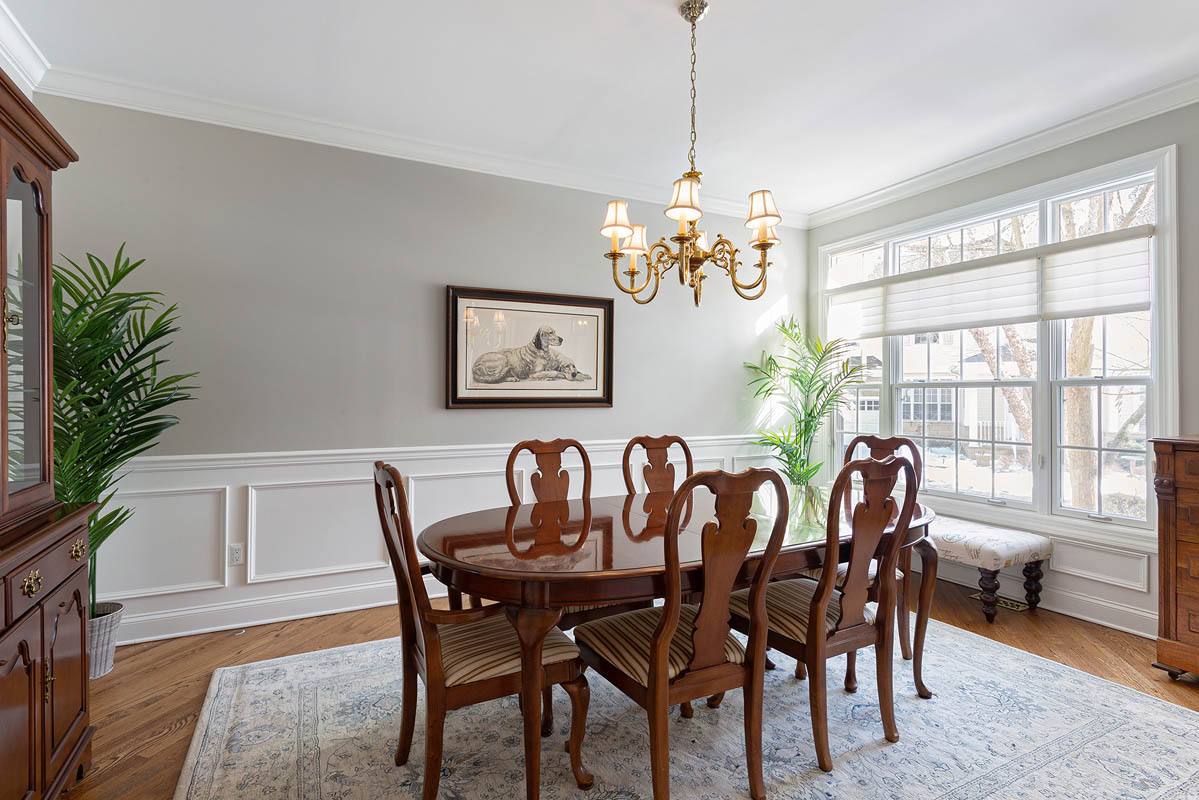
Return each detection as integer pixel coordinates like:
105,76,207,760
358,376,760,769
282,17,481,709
418,485,937,800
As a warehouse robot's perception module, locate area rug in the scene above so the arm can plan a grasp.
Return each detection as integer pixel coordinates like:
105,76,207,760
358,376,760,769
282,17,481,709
174,619,1199,799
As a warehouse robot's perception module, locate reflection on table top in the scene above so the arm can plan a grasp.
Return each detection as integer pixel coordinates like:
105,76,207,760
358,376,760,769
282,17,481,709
417,484,934,581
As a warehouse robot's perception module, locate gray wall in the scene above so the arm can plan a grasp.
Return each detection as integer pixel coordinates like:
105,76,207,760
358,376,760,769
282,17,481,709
807,101,1198,432
36,95,807,456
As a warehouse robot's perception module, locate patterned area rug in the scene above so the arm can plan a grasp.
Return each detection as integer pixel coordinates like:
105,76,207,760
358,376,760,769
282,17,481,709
174,619,1199,799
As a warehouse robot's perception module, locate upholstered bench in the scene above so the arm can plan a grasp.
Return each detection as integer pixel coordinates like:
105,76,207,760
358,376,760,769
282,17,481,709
931,518,1053,623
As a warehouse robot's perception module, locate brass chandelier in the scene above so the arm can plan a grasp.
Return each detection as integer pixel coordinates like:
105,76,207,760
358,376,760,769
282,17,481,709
600,0,782,307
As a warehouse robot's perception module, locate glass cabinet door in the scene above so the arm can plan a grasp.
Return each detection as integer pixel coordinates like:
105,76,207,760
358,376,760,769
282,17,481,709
5,167,44,494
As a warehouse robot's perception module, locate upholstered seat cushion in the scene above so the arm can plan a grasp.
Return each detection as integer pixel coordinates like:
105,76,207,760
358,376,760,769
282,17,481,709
931,518,1053,572
561,601,624,615
438,614,579,687
729,578,876,642
574,604,744,687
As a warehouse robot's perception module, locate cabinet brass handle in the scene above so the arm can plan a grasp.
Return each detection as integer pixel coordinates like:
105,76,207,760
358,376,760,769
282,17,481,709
70,538,86,561
4,312,18,326
20,568,42,598
44,662,55,703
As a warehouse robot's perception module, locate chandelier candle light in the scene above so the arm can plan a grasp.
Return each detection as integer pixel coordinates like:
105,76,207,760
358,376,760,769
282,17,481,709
601,0,782,307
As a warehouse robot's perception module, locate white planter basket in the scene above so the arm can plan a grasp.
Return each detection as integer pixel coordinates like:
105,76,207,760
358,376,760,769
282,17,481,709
88,602,124,679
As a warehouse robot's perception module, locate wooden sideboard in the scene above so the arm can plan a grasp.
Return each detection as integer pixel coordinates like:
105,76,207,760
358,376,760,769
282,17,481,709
1,504,97,800
1151,436,1199,680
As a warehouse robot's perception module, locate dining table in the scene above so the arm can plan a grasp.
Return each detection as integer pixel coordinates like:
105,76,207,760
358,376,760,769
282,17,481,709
417,484,937,800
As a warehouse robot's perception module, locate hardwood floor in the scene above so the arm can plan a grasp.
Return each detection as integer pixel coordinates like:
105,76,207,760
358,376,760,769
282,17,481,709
73,577,1197,800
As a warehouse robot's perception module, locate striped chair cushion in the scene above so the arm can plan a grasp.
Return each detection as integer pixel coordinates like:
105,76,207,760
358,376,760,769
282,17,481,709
574,604,744,687
438,614,579,687
729,578,877,643
561,601,624,615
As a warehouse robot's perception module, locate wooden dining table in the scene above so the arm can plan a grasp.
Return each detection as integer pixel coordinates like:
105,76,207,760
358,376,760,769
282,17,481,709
418,485,937,800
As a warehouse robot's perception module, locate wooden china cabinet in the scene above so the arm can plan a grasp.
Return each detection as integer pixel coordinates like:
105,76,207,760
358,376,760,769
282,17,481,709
0,68,97,800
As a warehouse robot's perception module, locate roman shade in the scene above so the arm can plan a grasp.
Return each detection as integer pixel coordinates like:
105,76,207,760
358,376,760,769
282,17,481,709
827,224,1154,340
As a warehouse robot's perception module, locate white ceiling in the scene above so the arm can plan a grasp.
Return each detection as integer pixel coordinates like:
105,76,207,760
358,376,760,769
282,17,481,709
7,0,1199,226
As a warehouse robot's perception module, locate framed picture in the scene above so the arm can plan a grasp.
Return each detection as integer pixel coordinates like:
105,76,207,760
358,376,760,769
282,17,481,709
446,286,614,408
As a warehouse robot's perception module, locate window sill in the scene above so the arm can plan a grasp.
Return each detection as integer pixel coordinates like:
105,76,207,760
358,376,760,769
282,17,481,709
925,495,1157,555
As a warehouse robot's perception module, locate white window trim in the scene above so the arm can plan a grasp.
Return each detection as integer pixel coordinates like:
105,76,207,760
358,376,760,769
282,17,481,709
816,146,1178,549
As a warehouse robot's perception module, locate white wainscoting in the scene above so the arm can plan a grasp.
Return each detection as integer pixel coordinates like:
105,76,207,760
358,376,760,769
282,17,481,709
100,435,764,644
99,436,1161,644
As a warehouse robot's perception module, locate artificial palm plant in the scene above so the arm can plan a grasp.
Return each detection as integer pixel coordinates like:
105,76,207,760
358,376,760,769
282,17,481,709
52,245,196,618
746,316,863,487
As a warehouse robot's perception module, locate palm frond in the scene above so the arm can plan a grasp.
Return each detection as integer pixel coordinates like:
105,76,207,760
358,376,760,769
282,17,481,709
745,317,863,486
53,246,198,616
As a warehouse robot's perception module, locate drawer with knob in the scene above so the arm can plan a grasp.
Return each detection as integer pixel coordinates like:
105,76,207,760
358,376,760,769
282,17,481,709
4,526,88,626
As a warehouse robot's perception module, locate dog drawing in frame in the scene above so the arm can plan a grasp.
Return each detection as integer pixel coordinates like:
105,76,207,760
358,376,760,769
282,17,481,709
471,324,593,384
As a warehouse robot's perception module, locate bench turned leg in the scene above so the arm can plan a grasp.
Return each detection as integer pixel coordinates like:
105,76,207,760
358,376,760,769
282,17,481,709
1023,560,1044,610
978,568,1000,623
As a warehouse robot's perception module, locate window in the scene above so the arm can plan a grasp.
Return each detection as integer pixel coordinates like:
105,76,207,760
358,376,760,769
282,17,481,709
823,154,1172,529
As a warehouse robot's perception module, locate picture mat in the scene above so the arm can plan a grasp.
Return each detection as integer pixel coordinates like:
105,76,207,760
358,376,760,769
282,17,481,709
455,297,606,400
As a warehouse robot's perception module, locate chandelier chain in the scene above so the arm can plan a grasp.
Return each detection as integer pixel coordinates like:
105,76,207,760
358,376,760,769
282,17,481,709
688,19,697,172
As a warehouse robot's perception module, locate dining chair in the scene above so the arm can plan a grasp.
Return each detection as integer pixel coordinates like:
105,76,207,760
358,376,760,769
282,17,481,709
621,434,702,718
574,467,790,800
506,438,637,626
507,437,593,504
728,455,918,772
373,462,594,798
796,434,922,671
621,434,694,494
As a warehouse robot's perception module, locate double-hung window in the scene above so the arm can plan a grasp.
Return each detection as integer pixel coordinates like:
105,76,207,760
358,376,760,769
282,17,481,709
820,150,1175,530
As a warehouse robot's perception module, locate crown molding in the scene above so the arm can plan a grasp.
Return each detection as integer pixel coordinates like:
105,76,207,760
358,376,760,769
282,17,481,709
0,1,47,97
35,67,810,228
806,72,1199,229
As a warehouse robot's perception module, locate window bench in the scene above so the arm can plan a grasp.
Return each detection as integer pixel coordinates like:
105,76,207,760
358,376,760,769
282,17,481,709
929,517,1053,623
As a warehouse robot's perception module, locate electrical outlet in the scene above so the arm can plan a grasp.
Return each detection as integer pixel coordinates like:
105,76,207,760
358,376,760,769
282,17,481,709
229,543,245,567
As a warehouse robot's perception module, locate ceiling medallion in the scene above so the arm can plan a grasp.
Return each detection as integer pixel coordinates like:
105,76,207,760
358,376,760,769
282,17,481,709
600,0,781,307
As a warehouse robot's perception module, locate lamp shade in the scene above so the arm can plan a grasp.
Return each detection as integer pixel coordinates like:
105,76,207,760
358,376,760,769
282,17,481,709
665,177,703,222
621,224,649,257
745,189,782,228
752,225,780,246
600,200,633,238
693,230,710,252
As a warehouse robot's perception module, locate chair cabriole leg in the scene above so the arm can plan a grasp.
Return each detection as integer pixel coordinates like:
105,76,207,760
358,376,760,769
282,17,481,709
562,674,594,790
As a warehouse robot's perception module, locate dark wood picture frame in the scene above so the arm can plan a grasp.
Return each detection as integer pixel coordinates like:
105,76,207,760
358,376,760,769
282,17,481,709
446,286,614,409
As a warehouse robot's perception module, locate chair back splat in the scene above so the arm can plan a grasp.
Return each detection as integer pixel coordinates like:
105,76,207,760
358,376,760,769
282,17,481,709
622,434,695,494
507,438,593,503
664,468,789,678
843,434,923,485
817,456,918,635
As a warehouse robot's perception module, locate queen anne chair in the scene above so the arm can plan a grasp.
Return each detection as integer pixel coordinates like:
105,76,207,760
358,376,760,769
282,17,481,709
795,435,923,674
622,434,695,494
373,462,593,799
728,455,918,772
574,467,790,800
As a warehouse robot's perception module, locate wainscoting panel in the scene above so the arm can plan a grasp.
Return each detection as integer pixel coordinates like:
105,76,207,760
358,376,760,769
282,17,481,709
107,434,765,644
97,486,229,601
407,469,518,535
247,478,387,583
1049,539,1150,592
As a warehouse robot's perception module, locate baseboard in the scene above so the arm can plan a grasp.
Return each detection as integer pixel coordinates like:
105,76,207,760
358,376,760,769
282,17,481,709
922,559,1157,639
